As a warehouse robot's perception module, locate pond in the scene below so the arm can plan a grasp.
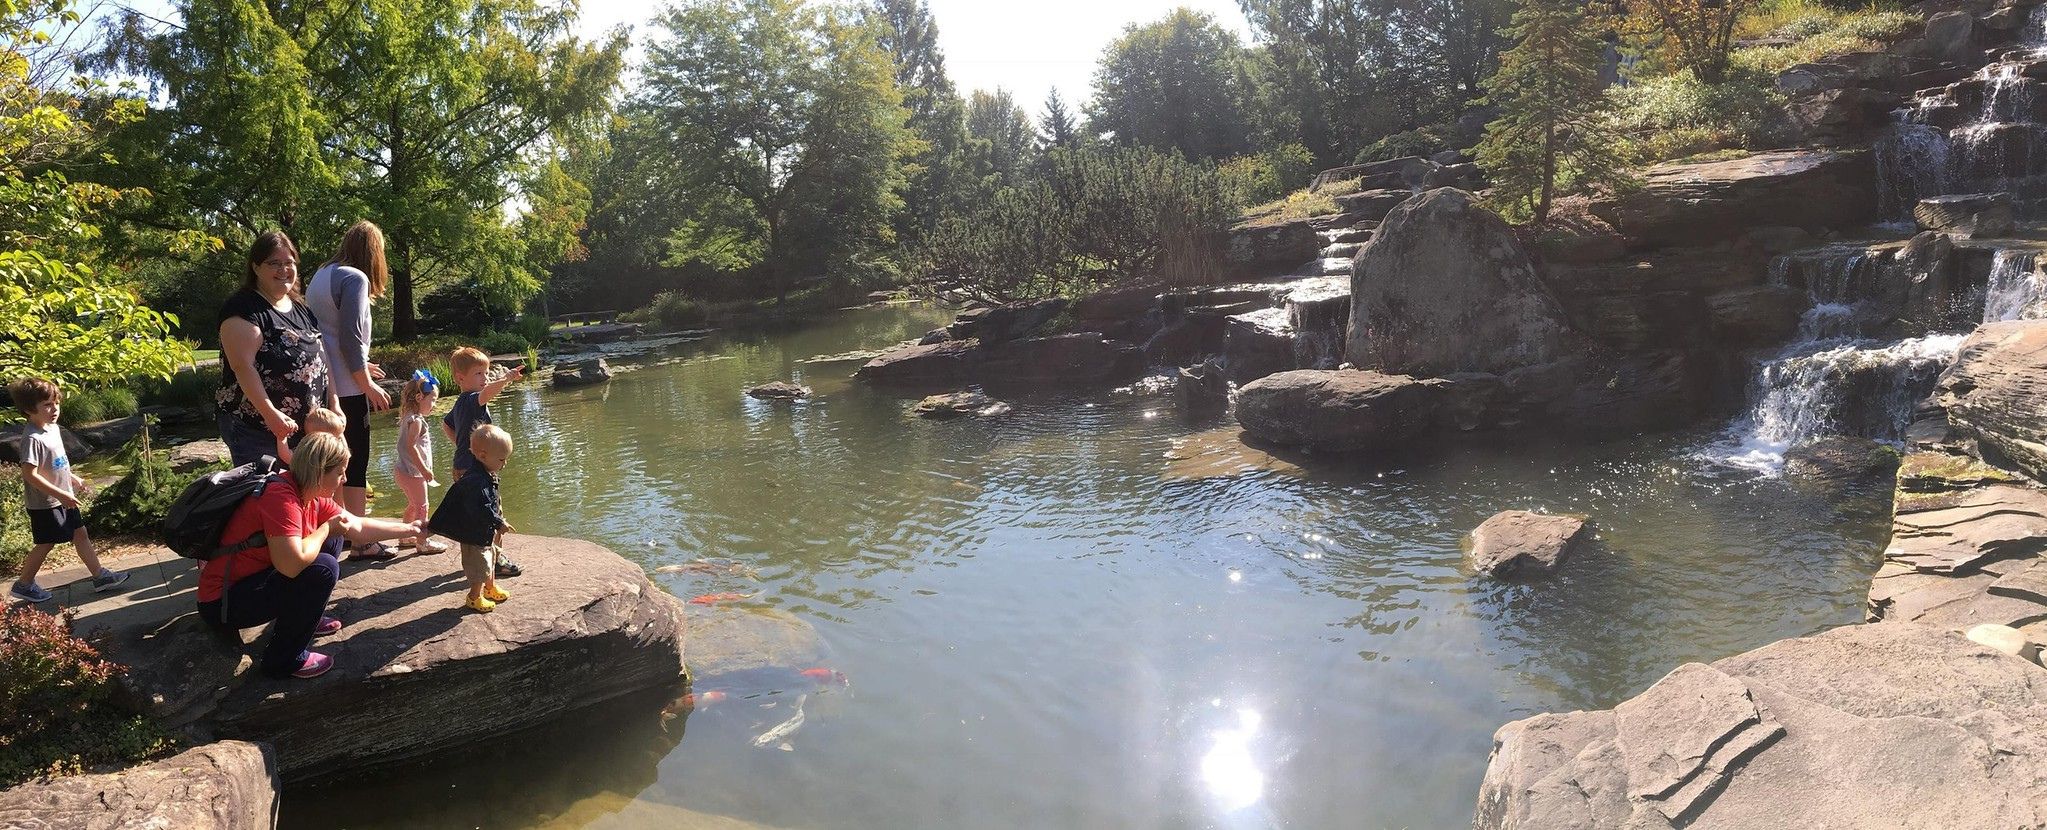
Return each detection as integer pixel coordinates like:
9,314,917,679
285,303,1888,830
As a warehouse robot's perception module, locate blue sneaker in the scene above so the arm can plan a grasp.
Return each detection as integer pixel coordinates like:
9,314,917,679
91,569,131,593
9,580,51,603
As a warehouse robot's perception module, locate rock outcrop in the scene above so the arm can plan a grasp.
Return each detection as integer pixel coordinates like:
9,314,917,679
1220,219,1319,278
1346,188,1576,376
746,381,811,401
552,357,612,388
1916,192,2015,238
945,299,1067,345
1233,370,1445,452
1466,511,1591,578
911,391,1007,419
1476,623,2047,829
93,535,688,784
855,339,983,386
1589,150,1876,248
0,741,278,830
1939,320,2047,481
980,334,1145,388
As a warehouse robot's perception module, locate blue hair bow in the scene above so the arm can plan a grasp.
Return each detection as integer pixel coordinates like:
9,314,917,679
412,368,438,390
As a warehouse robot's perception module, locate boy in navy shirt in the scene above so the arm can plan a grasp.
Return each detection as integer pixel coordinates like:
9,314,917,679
441,347,522,575
429,424,514,613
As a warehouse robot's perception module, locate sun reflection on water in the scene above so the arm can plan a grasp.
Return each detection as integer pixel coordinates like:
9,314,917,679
1200,707,1266,813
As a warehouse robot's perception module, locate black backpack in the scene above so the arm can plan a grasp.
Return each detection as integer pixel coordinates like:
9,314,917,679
164,456,280,560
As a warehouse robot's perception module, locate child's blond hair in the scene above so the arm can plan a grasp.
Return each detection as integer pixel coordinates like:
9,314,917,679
401,373,439,412
450,347,491,377
303,407,346,435
469,424,512,463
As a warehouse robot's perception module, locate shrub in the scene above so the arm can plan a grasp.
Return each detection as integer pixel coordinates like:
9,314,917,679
418,280,522,336
86,419,224,539
1353,127,1452,165
1218,143,1317,206
644,291,707,330
472,330,531,357
0,606,176,785
56,386,138,427
1732,8,1919,73
1608,68,1790,165
514,313,551,346
132,367,219,413
0,470,25,576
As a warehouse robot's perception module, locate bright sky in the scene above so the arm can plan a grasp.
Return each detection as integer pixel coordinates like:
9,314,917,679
579,0,1255,116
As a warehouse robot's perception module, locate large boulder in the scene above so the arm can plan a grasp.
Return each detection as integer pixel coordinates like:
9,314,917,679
1938,320,2047,481
1915,193,2016,239
1467,511,1591,578
945,298,1067,345
855,338,984,386
1787,87,1902,145
1347,188,1577,376
169,438,234,473
980,334,1145,388
1475,623,2047,830
72,415,148,451
1223,308,1297,383
1234,370,1445,452
0,741,277,830
551,357,612,388
96,535,688,784
1589,149,1876,247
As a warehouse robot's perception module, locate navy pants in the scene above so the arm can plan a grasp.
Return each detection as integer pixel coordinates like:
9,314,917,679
202,553,340,677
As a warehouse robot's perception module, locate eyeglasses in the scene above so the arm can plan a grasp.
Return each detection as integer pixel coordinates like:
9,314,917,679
264,259,298,270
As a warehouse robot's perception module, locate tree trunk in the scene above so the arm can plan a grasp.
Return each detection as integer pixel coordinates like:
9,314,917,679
392,235,416,342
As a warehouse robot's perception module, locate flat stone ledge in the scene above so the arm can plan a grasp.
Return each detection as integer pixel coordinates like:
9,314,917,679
0,741,278,830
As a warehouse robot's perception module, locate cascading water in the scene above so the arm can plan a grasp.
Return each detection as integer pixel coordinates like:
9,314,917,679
1714,246,2046,472
1884,4,2047,218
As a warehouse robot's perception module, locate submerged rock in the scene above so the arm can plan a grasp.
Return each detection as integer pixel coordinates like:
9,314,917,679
980,334,1145,389
746,381,812,401
0,741,277,830
1783,436,1902,503
911,391,1006,419
1176,359,1229,414
1476,623,2047,830
1939,319,2047,482
1233,370,1444,452
552,357,612,387
1466,511,1591,579
1347,188,1576,376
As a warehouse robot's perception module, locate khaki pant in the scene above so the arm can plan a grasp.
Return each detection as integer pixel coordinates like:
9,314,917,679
460,543,496,588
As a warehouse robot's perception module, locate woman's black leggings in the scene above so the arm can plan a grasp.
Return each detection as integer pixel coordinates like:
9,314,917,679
203,553,340,677
339,394,372,487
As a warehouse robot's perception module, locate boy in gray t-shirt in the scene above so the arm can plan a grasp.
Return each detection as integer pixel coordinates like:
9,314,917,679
9,378,128,603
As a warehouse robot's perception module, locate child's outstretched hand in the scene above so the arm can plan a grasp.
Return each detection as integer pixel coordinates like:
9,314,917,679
501,522,516,534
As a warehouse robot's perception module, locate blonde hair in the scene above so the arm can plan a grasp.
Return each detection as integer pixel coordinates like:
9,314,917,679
303,407,346,435
469,424,512,464
450,347,491,376
289,432,351,505
331,221,388,299
401,374,439,413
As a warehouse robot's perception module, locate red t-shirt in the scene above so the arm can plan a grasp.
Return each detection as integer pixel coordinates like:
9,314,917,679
197,477,341,603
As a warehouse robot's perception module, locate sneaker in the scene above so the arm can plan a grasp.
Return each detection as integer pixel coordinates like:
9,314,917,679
484,585,509,603
314,616,343,637
466,595,496,613
91,569,131,593
9,581,51,603
292,652,334,679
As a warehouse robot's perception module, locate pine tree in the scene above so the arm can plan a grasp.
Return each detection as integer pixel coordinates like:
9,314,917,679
1040,88,1078,149
1474,0,1622,224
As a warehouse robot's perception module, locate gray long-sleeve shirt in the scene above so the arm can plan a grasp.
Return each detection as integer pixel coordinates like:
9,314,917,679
306,263,371,398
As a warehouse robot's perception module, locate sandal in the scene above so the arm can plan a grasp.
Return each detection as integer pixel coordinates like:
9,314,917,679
315,616,343,637
416,538,449,555
494,556,522,578
346,543,397,562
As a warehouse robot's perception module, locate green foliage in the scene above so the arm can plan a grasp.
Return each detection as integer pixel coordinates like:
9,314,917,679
1218,143,1317,206
624,0,917,301
0,605,176,785
418,280,522,338
1477,0,1627,224
638,291,708,331
0,252,190,390
87,418,220,537
98,0,627,341
921,145,1241,300
132,367,219,412
0,470,25,575
1629,0,1761,84
55,386,136,427
1732,8,1919,73
1086,9,1255,159
1353,127,1455,165
471,331,532,358
1609,68,1790,164
964,88,1037,182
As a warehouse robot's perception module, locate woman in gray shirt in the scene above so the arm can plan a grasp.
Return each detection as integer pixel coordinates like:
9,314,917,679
307,220,393,560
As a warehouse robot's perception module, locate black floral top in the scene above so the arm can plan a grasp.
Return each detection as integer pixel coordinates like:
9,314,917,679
216,289,331,430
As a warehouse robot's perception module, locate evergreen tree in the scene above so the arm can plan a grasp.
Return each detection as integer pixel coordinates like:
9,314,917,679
964,88,1036,182
1040,88,1079,149
1087,9,1255,159
1474,0,1621,224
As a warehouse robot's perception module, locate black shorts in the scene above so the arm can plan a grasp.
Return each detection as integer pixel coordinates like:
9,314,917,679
27,506,85,545
339,394,372,488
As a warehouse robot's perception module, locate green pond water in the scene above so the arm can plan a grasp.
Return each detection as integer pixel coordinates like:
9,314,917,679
284,303,1889,830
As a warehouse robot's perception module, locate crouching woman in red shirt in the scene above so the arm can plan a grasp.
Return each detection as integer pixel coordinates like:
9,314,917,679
197,432,423,679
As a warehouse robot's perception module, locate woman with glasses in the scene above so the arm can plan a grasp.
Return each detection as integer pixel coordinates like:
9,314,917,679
216,230,337,467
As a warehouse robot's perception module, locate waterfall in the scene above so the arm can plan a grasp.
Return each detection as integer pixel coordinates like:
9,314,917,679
1875,125,1951,221
1983,249,2046,321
